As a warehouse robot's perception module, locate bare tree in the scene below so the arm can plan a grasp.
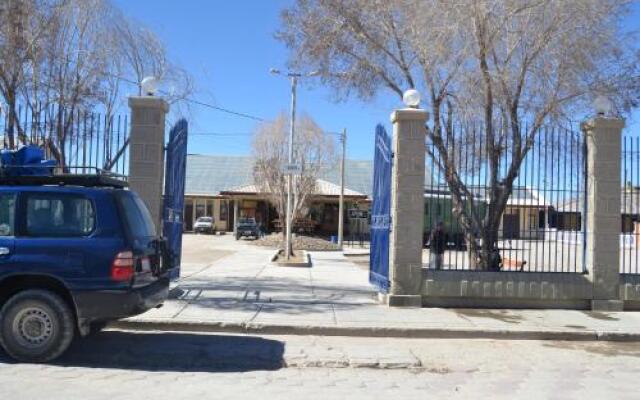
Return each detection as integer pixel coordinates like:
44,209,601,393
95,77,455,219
278,0,640,269
252,112,336,239
113,13,194,114
0,0,60,147
0,0,195,169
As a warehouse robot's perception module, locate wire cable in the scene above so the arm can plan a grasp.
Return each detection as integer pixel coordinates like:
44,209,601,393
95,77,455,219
107,73,265,122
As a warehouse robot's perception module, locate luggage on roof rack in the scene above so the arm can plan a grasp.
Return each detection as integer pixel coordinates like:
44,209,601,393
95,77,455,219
0,145,56,177
0,145,128,188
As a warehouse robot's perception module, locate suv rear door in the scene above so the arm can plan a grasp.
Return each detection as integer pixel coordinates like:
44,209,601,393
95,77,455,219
0,192,17,274
114,190,165,288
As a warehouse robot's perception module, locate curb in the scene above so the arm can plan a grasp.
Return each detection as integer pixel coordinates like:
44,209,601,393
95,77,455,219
269,250,312,268
110,319,640,342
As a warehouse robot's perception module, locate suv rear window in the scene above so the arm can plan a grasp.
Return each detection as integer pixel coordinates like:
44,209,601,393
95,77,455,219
26,193,95,237
116,191,156,239
0,193,16,236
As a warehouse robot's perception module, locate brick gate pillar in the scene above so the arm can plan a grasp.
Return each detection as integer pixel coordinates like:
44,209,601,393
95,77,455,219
128,96,169,235
582,116,625,311
386,107,429,307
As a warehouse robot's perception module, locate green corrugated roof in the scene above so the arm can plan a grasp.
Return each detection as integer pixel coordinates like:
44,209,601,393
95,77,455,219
185,155,255,196
185,154,375,197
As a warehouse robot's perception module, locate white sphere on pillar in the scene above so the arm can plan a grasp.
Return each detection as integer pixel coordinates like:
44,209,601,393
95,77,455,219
141,76,159,96
402,89,421,108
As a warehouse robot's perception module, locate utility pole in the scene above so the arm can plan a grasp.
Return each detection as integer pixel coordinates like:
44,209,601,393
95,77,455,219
270,68,319,260
286,75,297,259
338,128,346,249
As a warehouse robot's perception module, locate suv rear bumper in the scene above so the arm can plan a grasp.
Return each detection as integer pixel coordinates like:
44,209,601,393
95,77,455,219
237,229,259,237
72,278,169,322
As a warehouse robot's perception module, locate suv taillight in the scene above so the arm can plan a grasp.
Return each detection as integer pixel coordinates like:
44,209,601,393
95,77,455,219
111,251,135,282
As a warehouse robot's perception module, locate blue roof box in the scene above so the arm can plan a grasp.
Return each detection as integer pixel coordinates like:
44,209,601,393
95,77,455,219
0,145,56,177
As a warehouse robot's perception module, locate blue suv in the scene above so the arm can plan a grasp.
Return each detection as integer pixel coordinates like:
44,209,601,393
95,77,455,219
0,174,170,362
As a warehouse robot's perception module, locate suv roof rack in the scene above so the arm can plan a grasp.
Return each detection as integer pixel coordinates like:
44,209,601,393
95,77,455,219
0,167,128,189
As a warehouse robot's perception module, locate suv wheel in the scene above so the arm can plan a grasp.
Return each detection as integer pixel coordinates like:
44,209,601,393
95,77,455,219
0,290,75,363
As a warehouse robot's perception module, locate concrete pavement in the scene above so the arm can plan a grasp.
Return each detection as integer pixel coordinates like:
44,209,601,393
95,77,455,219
116,234,640,341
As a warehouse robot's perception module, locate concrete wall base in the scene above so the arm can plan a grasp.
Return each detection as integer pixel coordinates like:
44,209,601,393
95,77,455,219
620,274,640,302
383,294,422,308
591,300,624,312
422,297,590,310
624,300,640,311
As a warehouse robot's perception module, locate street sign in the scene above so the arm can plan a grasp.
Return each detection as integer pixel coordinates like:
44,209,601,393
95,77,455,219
349,209,369,219
282,163,302,175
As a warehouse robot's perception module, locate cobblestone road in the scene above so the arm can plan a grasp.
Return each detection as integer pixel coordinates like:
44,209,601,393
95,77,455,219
1,329,639,400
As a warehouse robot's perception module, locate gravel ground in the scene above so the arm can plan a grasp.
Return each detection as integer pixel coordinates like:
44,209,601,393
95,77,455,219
250,233,340,251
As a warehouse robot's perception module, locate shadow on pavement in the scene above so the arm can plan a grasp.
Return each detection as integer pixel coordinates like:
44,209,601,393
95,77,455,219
171,275,378,315
454,309,524,324
0,330,285,372
543,341,640,358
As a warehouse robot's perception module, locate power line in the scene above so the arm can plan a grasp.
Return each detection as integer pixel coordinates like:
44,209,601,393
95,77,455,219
106,73,265,122
189,132,254,136
189,130,346,137
176,97,264,122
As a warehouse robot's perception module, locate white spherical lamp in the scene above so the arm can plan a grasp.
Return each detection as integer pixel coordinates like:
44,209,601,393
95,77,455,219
593,95,612,116
402,89,421,108
141,76,159,96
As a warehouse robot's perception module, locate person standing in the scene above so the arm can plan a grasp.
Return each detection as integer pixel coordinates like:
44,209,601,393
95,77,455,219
429,221,446,270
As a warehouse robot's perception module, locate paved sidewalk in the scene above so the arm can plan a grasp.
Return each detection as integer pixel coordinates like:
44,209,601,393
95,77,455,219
117,235,640,341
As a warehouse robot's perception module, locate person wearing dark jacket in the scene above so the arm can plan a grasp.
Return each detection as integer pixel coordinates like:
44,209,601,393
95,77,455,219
429,221,446,270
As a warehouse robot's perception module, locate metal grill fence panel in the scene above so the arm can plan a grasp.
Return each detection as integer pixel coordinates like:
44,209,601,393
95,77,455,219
425,124,586,273
0,104,129,176
622,136,640,274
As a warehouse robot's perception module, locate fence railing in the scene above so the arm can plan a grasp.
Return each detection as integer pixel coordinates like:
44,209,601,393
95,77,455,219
424,124,586,273
621,136,640,274
0,104,129,176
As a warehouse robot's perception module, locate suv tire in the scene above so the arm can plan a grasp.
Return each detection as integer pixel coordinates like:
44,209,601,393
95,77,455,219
0,289,75,363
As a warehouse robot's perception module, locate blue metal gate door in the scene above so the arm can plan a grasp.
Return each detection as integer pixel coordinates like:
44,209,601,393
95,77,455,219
369,125,392,292
163,119,188,281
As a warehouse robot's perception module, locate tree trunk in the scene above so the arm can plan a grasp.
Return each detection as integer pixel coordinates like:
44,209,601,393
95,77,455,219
6,93,17,149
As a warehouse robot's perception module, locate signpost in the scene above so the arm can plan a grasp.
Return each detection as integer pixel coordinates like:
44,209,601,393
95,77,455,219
282,163,302,175
348,209,369,219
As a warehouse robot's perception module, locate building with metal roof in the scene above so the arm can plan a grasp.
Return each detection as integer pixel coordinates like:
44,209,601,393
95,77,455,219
185,154,374,198
182,154,375,234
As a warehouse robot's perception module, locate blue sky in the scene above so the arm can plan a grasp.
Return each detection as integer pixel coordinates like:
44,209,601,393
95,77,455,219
114,0,640,160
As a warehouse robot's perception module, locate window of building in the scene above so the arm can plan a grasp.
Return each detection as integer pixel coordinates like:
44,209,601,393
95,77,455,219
528,210,538,230
220,201,228,221
206,200,213,217
26,194,95,237
195,200,206,219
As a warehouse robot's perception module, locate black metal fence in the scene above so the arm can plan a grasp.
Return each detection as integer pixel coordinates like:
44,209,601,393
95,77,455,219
0,104,129,176
621,136,640,274
424,124,586,273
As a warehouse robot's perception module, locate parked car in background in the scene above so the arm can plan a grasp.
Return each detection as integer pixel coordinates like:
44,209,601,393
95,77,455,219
236,218,260,240
0,172,171,363
194,216,215,234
